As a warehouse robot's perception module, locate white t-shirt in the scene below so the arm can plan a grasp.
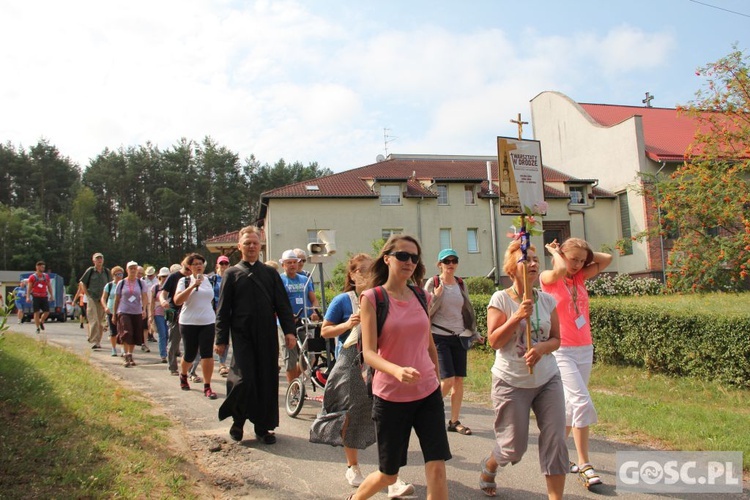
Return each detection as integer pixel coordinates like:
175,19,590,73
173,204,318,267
175,276,216,326
488,290,559,389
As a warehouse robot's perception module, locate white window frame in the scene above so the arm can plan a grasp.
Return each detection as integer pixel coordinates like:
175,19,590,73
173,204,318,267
467,228,479,253
380,184,401,205
381,228,403,239
464,185,476,205
569,186,586,205
439,228,452,250
437,184,448,205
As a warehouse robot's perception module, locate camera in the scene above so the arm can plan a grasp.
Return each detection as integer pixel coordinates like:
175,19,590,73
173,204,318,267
196,274,204,281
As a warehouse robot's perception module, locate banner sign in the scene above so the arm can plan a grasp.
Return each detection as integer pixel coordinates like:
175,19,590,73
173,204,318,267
497,137,546,215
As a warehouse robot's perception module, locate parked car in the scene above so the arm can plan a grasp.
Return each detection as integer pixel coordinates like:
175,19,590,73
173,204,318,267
65,294,75,319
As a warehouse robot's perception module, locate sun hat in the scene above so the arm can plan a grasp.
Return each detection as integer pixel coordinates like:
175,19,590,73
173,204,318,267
145,266,156,276
126,261,138,268
158,267,170,277
280,249,299,263
438,248,459,261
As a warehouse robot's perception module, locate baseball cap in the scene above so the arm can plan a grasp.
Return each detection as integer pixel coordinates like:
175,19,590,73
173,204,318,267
438,248,459,261
126,261,138,268
217,255,230,264
280,249,299,263
158,267,170,277
145,266,156,276
92,252,104,259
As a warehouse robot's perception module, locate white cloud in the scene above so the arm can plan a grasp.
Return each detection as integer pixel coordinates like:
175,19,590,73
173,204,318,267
0,1,683,171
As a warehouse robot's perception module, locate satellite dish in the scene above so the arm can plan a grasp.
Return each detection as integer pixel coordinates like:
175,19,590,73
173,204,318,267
376,154,385,162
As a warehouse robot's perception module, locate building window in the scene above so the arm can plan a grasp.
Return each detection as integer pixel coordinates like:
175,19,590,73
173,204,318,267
618,192,633,255
467,228,479,253
464,185,476,205
569,186,586,205
437,184,448,205
380,184,401,205
439,229,451,249
382,228,403,239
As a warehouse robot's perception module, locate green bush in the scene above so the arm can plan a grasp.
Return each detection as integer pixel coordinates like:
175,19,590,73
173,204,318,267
590,297,750,387
586,273,663,297
464,276,497,295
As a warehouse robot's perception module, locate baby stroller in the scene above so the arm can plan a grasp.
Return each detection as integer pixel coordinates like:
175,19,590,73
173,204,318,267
285,309,334,417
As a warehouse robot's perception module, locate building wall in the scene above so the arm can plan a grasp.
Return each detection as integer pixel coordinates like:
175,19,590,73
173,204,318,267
531,91,656,274
264,186,617,283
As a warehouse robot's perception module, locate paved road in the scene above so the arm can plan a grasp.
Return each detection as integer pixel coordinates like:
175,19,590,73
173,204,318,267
12,320,748,499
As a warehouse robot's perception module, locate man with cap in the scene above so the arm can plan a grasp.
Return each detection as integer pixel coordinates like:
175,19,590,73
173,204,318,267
80,253,111,349
143,266,159,343
280,248,320,383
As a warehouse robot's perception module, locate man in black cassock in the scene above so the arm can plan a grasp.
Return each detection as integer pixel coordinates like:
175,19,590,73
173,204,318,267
215,226,296,444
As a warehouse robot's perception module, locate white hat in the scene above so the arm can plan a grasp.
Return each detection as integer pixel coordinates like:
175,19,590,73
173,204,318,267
158,267,170,277
279,249,299,263
145,266,156,276
126,261,138,268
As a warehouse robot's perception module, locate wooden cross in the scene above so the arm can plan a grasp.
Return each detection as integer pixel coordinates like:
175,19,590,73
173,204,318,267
642,92,654,107
510,113,528,140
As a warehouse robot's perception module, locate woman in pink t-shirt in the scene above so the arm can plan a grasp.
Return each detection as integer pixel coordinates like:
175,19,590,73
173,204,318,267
349,234,451,500
540,238,612,489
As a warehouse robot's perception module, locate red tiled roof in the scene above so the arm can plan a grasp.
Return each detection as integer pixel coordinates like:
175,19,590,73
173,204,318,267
260,155,615,205
205,230,239,244
578,103,709,162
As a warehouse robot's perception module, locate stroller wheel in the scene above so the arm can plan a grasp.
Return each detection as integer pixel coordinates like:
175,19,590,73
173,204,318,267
285,378,305,417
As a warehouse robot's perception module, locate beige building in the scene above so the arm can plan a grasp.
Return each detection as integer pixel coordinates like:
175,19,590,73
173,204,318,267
531,90,700,279
258,154,617,283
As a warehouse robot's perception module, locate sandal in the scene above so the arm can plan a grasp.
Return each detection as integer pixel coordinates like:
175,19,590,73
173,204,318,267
189,374,203,383
578,464,602,489
569,461,579,474
448,420,472,435
219,365,229,377
479,456,497,497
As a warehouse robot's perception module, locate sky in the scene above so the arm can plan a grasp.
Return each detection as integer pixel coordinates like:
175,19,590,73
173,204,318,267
1,0,749,173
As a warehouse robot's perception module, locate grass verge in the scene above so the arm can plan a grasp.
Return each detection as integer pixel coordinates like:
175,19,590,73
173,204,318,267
0,332,206,498
465,348,750,472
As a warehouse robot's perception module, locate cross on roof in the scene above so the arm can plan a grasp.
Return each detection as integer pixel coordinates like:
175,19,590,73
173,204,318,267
642,92,654,107
510,113,528,140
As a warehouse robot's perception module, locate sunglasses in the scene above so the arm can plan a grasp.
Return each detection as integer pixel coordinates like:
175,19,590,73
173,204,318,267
389,251,420,264
218,262,229,266
114,273,124,277
441,258,459,265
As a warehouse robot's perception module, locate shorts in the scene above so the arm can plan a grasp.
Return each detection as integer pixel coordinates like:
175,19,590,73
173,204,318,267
283,344,300,371
433,334,468,379
32,297,49,313
372,387,452,475
180,323,215,362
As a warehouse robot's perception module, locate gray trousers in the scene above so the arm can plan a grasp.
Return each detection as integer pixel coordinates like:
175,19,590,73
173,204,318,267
167,319,181,372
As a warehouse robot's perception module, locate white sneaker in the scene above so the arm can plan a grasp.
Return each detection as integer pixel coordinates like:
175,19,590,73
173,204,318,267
387,477,415,498
345,464,364,486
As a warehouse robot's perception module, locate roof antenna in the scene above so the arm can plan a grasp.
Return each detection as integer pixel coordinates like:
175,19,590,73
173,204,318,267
642,92,654,107
384,128,397,157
